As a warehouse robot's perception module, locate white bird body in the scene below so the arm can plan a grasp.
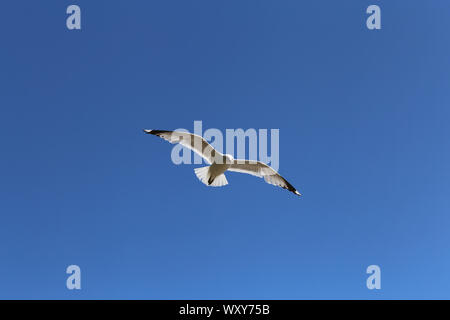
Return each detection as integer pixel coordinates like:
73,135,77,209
194,162,230,187
143,129,301,196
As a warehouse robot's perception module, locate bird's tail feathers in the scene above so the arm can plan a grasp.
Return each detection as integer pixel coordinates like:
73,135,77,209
194,166,228,187
209,173,228,187
194,166,210,185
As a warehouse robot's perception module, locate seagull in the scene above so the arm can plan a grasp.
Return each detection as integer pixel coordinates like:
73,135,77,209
143,129,302,196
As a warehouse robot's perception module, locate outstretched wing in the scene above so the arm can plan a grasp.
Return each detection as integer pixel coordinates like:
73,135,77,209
228,160,301,196
143,129,219,164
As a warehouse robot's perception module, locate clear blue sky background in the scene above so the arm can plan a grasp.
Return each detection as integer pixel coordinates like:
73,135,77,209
1,1,449,299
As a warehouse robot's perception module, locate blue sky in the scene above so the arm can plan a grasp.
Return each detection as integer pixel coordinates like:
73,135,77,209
1,1,450,299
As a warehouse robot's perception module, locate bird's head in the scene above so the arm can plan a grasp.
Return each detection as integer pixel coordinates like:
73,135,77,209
213,153,234,164
224,154,234,164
